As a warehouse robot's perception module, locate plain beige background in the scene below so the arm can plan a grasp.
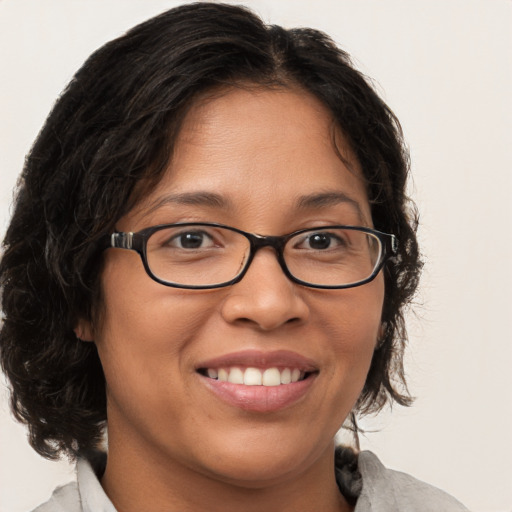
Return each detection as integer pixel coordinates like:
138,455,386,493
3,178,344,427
1,1,511,511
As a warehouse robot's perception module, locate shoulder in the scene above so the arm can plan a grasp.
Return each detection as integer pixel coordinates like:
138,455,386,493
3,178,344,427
356,451,470,511
31,481,81,512
31,456,116,512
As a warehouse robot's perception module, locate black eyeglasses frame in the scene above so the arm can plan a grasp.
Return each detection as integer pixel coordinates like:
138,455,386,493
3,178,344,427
101,222,398,290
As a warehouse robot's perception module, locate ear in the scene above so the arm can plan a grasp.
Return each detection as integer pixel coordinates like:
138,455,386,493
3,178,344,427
74,318,94,342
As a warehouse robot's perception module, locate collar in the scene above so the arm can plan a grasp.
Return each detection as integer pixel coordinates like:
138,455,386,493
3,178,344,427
76,458,117,512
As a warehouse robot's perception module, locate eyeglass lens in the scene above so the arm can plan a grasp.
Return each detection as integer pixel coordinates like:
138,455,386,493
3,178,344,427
145,225,382,287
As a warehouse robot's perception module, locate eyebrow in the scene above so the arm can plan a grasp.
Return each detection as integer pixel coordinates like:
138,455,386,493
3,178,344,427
141,190,365,223
143,191,233,216
296,191,365,220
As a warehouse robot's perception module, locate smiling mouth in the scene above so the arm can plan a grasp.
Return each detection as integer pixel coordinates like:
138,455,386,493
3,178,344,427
197,367,314,386
196,352,319,412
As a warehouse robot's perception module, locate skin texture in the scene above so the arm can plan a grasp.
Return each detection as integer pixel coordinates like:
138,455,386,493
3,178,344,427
78,86,385,512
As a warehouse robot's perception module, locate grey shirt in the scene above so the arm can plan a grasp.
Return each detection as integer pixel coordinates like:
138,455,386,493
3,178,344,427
32,451,470,512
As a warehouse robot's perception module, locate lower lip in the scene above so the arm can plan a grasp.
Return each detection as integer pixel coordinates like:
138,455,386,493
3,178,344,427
199,374,317,413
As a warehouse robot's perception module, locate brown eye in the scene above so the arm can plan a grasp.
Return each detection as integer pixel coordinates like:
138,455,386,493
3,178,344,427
169,231,215,249
308,233,333,250
295,231,346,251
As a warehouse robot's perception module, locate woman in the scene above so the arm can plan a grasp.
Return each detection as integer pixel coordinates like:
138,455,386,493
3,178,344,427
0,3,469,511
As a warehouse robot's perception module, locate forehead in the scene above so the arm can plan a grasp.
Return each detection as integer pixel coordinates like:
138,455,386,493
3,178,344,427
124,85,371,229
177,84,357,167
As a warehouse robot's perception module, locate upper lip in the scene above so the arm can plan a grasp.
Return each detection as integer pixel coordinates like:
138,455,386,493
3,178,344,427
196,349,319,372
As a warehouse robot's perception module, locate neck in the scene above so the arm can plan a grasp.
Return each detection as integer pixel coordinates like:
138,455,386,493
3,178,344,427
101,436,353,512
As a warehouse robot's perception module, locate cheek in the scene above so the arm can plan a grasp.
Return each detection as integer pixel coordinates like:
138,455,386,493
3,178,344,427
93,254,217,387
315,277,384,382
92,267,218,439
321,274,383,335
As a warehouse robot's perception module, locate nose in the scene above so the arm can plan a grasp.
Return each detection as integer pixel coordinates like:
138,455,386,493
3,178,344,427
220,248,310,330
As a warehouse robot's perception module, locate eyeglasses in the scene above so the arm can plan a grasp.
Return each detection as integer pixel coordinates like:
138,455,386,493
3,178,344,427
102,223,397,289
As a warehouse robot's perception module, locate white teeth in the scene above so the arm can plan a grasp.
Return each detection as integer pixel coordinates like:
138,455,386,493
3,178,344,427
291,368,301,383
280,368,291,384
227,367,244,384
244,367,262,385
262,368,281,386
207,368,218,379
206,367,308,386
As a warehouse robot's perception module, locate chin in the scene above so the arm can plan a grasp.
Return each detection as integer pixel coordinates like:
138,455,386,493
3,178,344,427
206,457,306,488
194,432,332,487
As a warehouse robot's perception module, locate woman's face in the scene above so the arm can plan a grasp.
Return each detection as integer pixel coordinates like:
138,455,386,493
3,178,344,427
85,86,384,488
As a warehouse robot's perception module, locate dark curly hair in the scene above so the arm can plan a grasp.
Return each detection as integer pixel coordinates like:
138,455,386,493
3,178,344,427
0,2,421,461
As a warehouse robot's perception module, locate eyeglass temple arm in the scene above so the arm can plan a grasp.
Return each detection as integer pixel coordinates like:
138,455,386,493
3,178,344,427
99,232,135,251
387,234,398,258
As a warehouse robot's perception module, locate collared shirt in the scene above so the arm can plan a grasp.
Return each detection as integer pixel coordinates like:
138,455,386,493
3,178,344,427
32,451,470,512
